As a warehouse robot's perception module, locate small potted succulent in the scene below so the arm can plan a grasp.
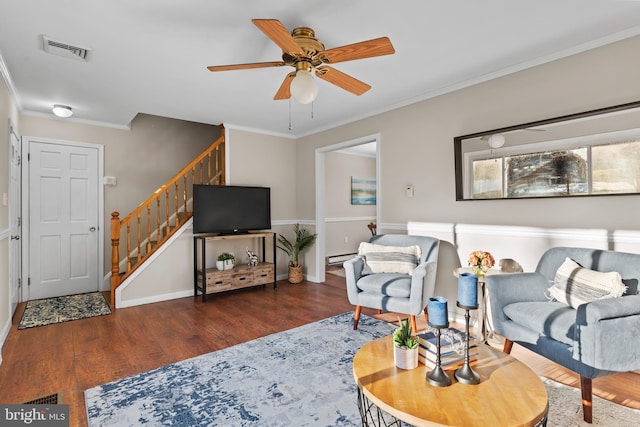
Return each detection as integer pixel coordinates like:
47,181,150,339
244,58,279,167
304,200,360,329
216,252,235,271
393,318,419,370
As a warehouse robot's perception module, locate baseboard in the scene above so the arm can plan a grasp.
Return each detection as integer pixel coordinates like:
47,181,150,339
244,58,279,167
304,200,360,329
0,316,12,366
326,253,357,265
117,289,194,309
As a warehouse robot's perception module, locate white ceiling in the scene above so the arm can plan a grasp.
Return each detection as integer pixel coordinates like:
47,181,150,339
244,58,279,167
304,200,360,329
2,1,640,137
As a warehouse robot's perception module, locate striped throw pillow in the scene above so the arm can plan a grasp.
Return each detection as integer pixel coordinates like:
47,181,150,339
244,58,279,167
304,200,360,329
548,257,627,309
358,242,421,275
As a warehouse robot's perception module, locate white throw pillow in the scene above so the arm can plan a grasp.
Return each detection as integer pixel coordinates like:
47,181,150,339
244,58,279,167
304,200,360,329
358,242,421,275
548,257,627,309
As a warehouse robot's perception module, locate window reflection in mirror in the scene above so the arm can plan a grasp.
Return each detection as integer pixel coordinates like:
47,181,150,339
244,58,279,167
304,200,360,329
455,101,640,200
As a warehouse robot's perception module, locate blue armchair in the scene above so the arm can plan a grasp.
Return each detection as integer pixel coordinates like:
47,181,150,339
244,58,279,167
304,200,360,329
486,247,640,423
343,234,439,333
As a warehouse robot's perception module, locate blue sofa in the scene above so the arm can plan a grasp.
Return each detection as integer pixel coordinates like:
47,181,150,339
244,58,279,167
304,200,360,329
486,247,640,423
344,234,439,333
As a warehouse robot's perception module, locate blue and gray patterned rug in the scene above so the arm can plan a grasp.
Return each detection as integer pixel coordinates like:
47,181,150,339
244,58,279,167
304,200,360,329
84,312,640,426
18,292,112,329
84,312,394,426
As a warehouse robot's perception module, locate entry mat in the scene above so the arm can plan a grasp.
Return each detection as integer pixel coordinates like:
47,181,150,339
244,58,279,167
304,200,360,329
18,292,111,329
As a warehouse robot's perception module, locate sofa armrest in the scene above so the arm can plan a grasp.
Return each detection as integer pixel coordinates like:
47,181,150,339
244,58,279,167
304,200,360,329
578,294,640,322
574,294,640,371
409,261,436,315
485,272,550,335
343,256,365,305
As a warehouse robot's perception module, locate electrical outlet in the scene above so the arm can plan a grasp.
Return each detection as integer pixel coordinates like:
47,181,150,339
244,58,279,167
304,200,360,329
344,236,349,243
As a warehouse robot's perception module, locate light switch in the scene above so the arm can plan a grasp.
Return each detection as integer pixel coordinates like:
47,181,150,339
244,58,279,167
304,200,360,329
406,186,414,198
2,193,7,206
104,176,117,186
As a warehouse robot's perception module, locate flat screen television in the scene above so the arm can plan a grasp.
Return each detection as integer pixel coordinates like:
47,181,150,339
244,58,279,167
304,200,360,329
192,184,271,235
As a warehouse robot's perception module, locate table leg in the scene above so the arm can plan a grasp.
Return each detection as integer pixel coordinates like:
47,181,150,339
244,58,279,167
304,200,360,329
357,388,403,427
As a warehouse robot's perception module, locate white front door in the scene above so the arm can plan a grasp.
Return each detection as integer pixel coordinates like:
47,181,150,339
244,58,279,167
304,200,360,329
8,122,21,314
29,141,100,299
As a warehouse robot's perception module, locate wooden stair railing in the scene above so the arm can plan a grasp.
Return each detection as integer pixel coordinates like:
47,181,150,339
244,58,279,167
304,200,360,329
110,129,225,307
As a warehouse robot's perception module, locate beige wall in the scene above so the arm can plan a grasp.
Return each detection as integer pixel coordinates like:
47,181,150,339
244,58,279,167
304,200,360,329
20,113,221,272
325,151,375,257
5,33,640,314
118,127,298,306
226,127,297,221
296,34,640,280
0,69,20,357
299,35,640,227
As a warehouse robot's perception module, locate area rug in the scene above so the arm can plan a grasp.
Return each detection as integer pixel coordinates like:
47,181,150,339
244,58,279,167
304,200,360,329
544,378,640,426
18,292,111,329
84,312,640,426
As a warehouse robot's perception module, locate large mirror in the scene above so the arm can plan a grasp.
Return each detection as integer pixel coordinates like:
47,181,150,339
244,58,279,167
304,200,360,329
454,101,640,200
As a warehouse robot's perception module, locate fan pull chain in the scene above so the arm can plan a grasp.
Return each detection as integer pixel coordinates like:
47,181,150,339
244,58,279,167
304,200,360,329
288,98,292,131
311,102,314,119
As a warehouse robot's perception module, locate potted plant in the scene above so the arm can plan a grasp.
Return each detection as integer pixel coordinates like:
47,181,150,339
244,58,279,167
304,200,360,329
216,252,235,271
393,318,419,370
277,223,317,283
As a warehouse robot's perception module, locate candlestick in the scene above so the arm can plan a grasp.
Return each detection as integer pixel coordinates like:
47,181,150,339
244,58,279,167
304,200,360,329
454,303,481,385
427,297,448,327
457,273,478,309
426,323,452,387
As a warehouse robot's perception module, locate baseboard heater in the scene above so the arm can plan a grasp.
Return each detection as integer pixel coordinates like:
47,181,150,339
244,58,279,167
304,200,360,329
326,253,357,265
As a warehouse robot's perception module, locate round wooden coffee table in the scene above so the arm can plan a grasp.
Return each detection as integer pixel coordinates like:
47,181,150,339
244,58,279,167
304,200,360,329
353,336,548,426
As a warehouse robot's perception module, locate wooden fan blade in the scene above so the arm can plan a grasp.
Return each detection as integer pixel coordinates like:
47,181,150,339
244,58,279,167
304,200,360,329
252,19,304,55
207,61,285,72
274,72,295,100
316,66,371,96
319,37,395,64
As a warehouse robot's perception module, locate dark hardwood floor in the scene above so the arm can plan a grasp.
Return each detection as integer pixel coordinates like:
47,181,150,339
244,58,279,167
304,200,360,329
1,269,638,426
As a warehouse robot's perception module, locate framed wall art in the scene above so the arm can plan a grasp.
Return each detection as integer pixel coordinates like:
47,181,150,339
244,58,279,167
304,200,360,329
351,177,376,205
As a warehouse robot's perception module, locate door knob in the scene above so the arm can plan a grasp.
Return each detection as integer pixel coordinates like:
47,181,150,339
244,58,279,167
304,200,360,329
89,227,96,232
10,235,19,240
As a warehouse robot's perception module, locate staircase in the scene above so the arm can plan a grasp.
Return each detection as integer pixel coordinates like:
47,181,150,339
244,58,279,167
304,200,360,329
109,127,226,307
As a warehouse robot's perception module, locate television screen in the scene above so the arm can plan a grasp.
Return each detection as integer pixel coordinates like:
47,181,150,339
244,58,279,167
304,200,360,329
192,185,271,235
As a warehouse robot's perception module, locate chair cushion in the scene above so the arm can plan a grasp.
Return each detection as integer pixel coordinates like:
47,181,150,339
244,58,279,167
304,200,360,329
358,242,421,275
503,301,577,346
548,257,627,309
356,273,412,298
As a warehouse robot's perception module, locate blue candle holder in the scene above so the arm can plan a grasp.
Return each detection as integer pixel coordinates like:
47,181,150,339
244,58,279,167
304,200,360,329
427,297,448,327
458,273,478,309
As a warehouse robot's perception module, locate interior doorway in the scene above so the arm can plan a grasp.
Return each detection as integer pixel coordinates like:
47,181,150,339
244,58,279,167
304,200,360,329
22,137,105,301
315,134,380,283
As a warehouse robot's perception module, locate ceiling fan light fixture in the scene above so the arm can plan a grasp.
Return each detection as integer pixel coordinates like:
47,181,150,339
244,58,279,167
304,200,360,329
52,104,73,118
487,133,505,149
290,69,318,104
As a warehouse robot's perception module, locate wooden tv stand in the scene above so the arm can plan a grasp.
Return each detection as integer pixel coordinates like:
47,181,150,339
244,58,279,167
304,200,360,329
193,232,276,301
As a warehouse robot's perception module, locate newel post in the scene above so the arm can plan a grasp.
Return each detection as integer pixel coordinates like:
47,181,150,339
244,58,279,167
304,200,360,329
110,212,121,308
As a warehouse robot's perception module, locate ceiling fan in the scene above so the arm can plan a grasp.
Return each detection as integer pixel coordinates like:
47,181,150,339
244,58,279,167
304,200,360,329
207,19,395,104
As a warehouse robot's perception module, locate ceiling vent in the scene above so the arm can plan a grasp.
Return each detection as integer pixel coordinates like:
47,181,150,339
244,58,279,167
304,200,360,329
42,35,91,61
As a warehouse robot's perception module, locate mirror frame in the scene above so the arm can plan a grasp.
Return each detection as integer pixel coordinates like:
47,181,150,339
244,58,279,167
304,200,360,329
454,100,640,201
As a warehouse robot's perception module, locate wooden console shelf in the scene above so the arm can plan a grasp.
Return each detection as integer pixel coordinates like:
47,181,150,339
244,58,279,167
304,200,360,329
193,232,277,301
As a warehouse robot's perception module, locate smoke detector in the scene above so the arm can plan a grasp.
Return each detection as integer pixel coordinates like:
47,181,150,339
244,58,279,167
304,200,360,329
42,35,91,61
